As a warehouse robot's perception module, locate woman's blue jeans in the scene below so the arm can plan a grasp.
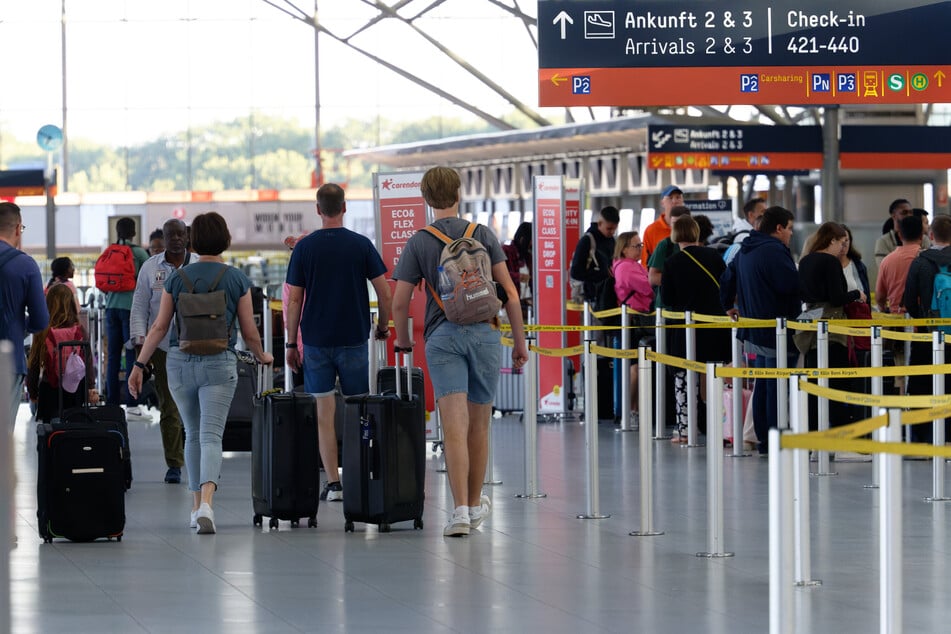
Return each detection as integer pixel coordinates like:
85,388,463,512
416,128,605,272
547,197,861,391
166,349,238,492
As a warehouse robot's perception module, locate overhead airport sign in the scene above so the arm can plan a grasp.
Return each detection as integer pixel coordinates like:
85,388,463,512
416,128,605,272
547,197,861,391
647,124,823,170
538,1,951,106
840,125,951,169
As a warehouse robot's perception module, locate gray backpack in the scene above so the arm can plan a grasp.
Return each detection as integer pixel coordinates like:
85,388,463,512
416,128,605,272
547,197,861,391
175,265,231,355
422,223,502,325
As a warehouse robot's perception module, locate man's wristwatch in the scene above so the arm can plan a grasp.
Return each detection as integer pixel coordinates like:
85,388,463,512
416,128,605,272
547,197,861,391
285,342,297,349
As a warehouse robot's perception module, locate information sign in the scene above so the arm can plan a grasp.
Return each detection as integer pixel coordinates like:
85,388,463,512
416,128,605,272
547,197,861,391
839,125,951,169
538,1,951,106
647,124,823,170
373,172,434,424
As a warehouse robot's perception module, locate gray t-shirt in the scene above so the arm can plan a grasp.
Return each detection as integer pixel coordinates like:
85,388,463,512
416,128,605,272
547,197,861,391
392,217,506,339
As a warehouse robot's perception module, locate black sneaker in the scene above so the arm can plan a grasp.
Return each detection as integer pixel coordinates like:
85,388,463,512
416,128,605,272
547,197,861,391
320,481,343,502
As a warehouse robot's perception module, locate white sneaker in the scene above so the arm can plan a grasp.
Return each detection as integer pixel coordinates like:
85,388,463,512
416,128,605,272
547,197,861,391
195,503,216,534
443,508,470,537
189,509,199,529
469,495,492,529
125,406,152,422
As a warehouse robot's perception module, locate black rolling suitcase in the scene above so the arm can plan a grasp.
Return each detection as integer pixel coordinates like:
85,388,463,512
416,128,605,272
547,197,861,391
343,348,425,533
37,340,128,542
223,352,256,451
251,385,320,529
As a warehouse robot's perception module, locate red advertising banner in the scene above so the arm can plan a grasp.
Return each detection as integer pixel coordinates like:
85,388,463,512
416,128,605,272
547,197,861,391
534,175,567,413
563,179,584,383
373,172,434,428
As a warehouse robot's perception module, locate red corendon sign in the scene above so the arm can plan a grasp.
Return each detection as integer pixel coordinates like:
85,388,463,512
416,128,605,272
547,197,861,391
534,175,568,413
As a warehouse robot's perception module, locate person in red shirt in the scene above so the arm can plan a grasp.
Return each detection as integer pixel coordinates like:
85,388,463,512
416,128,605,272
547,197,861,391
641,185,684,266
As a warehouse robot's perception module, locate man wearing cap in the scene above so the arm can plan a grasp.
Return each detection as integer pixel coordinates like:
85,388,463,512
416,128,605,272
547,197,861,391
642,185,684,266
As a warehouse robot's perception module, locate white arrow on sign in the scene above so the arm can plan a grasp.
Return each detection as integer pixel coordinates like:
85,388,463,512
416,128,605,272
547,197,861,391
553,10,573,40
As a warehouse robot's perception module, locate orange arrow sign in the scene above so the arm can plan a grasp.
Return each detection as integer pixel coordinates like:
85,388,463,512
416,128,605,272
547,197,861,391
551,73,567,87
936,70,946,87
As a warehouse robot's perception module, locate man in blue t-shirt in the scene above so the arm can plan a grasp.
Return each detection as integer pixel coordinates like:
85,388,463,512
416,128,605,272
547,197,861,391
0,202,49,428
284,183,392,502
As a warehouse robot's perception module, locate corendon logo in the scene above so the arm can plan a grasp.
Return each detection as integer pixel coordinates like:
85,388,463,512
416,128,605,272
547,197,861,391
381,178,421,190
536,181,561,194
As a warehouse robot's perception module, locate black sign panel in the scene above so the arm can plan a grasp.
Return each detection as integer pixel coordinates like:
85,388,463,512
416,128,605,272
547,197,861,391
539,1,951,69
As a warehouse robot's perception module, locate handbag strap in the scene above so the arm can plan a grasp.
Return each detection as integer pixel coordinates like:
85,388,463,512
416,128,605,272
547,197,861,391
682,248,720,289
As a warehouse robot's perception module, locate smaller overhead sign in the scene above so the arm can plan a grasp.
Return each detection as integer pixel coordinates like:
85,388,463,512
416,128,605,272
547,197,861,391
647,124,823,171
840,125,951,169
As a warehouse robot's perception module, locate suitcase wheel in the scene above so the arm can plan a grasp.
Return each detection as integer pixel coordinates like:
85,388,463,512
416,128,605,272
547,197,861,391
414,518,423,530
308,516,317,528
253,514,263,527
290,520,299,528
43,537,52,544
345,520,354,533
380,523,391,533
115,536,122,542
269,517,279,530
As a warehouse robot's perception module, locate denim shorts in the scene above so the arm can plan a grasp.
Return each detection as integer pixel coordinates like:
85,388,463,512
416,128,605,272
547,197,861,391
303,342,369,397
425,321,501,404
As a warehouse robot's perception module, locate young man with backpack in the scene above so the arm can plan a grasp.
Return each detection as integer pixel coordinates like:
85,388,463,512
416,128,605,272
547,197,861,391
902,213,951,443
392,166,528,537
568,206,619,303
100,217,150,420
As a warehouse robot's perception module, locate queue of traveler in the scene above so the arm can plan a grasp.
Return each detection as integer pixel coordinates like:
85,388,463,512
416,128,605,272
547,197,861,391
576,188,947,457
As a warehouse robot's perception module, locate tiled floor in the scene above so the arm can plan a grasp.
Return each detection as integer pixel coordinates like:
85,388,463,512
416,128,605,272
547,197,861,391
6,405,951,633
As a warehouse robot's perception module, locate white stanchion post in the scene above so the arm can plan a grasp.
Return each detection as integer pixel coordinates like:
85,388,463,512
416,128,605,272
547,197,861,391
630,345,663,537
880,408,903,634
904,315,913,444
791,377,821,587
653,310,669,439
0,342,12,634
776,319,790,432
729,321,750,458
685,311,700,447
516,327,546,500
866,326,883,489
697,363,733,558
813,321,837,477
619,307,633,433
484,425,502,486
579,301,609,520
769,427,795,634
926,331,949,502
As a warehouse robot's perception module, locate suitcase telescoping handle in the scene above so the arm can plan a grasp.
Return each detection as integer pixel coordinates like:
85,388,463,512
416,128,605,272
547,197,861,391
393,345,413,399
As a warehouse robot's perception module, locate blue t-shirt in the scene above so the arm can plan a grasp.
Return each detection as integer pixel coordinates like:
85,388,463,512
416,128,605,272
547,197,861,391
0,245,50,374
285,227,387,347
164,262,251,349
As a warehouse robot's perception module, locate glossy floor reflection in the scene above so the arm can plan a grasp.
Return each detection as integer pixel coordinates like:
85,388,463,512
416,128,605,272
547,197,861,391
8,405,951,633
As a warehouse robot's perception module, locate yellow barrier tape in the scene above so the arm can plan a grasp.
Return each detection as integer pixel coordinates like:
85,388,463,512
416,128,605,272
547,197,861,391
879,329,935,342
826,324,878,338
591,344,639,359
797,380,951,407
716,363,951,379
529,344,585,357
787,321,815,331
780,435,951,459
900,404,951,426
808,415,886,439
645,350,707,373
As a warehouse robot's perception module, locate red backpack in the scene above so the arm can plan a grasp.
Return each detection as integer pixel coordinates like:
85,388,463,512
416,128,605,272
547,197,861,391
43,325,86,392
95,244,136,292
